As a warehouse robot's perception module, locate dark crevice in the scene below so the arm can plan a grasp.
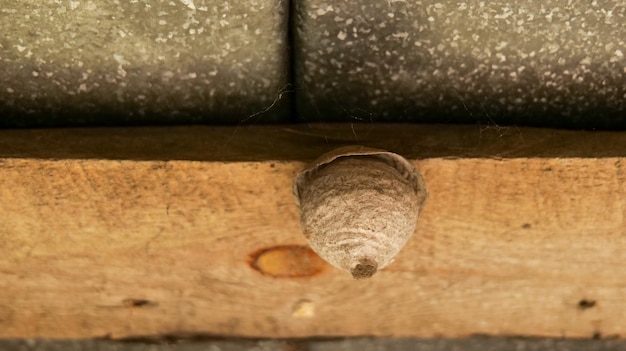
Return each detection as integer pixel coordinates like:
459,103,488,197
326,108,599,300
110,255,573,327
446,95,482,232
286,0,298,123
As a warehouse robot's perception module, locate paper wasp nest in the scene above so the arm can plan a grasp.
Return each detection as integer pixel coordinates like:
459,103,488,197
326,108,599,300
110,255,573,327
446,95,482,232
293,146,428,279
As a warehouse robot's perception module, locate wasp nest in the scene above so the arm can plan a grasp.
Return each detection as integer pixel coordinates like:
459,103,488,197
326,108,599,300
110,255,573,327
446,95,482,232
293,146,428,279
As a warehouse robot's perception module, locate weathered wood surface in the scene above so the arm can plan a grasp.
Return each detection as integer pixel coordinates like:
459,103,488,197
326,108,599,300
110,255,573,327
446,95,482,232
0,124,625,339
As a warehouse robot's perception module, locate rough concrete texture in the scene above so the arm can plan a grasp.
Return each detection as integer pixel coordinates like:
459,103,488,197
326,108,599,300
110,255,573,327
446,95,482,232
2,338,626,351
0,0,290,127
310,338,626,351
295,0,626,129
0,339,290,351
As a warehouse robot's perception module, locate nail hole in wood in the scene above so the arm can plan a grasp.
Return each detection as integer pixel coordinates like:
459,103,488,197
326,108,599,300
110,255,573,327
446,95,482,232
122,298,157,308
578,299,596,310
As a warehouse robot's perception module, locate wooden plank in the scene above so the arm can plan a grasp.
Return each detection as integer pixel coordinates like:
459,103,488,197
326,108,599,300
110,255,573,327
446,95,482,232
0,124,625,339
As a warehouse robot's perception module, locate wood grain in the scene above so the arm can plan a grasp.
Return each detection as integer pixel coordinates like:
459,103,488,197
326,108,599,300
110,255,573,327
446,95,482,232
0,124,625,339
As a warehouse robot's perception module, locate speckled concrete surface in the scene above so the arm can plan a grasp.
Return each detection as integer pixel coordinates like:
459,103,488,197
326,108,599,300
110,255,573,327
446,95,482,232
295,0,626,129
0,0,290,126
0,339,288,351
1,338,626,351
2,1,626,128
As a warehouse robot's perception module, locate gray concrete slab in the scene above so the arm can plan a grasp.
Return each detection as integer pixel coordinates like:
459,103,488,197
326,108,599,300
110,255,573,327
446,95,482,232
309,338,626,351
0,339,290,351
0,0,290,127
1,338,625,351
294,0,626,129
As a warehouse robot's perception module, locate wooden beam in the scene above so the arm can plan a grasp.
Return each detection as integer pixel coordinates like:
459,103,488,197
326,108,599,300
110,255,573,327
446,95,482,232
0,124,625,339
